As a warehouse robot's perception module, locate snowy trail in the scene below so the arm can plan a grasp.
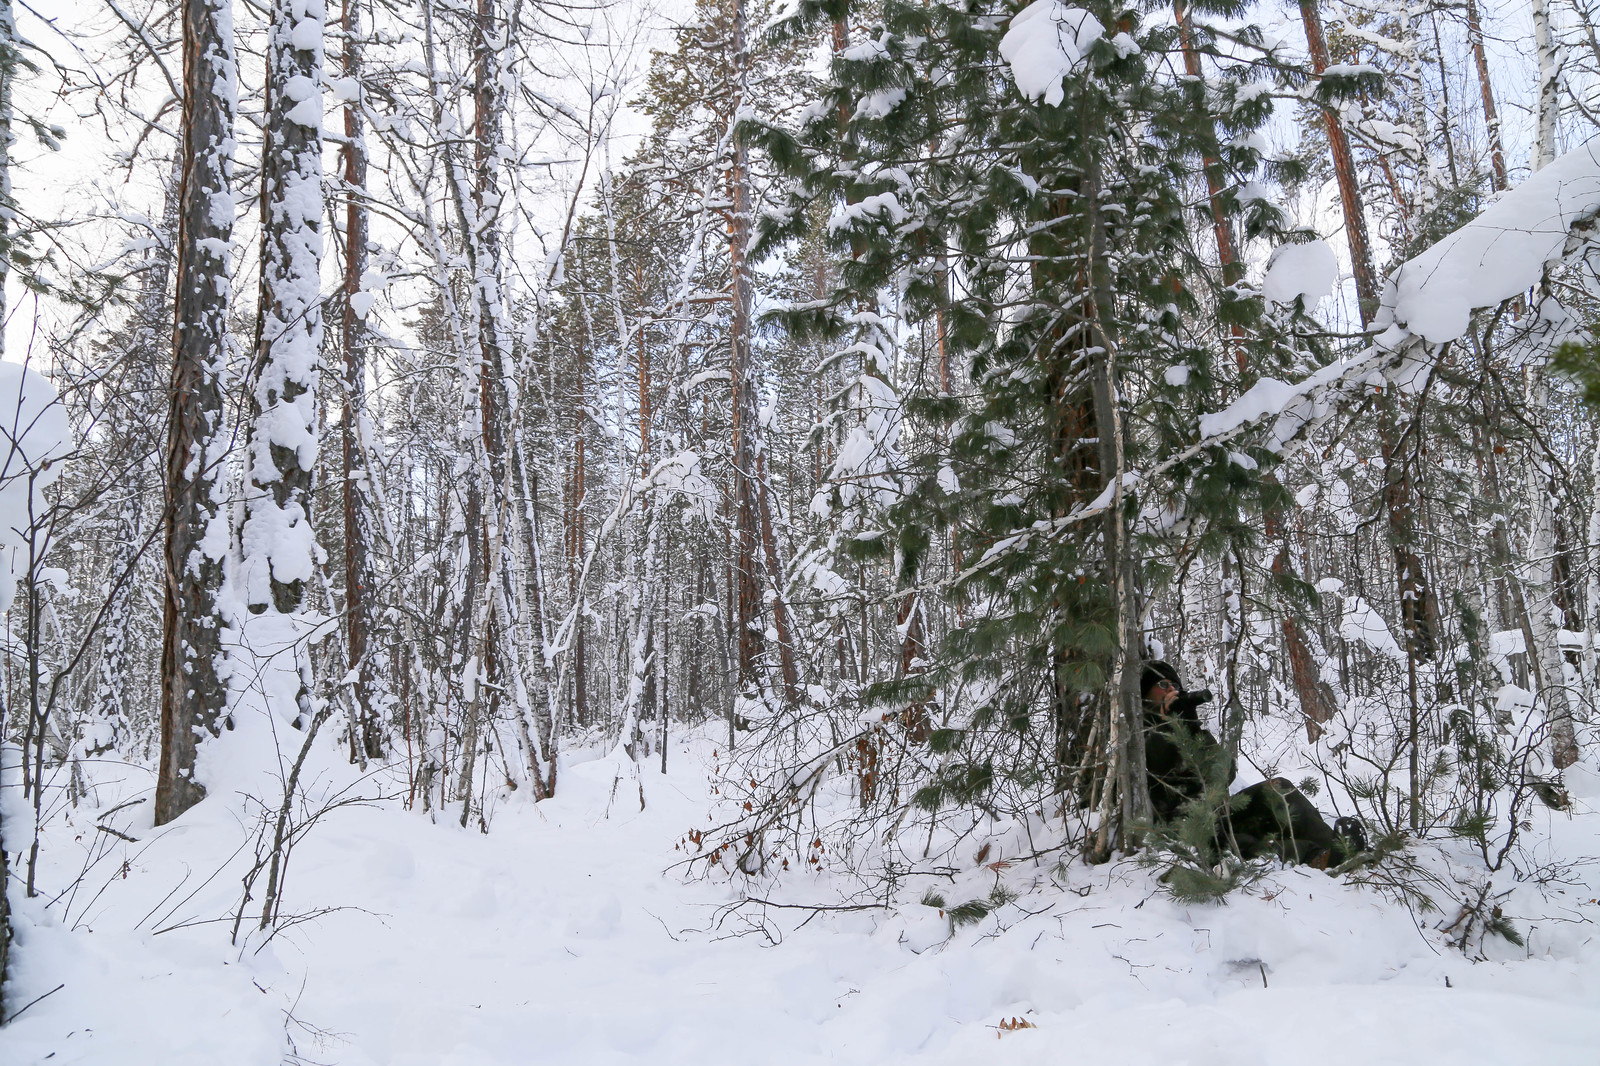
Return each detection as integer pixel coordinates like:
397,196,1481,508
4,739,1599,1065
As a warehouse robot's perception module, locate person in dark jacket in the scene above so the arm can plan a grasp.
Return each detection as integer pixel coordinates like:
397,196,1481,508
1141,661,1364,867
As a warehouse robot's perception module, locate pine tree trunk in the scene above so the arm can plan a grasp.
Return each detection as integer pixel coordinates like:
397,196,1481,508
1269,511,1338,740
1184,0,1334,739
342,0,384,760
729,0,765,699
896,590,929,741
1304,0,1440,826
157,0,239,826
1464,0,1508,192
1298,0,1378,320
1173,1,1241,288
0,0,12,1008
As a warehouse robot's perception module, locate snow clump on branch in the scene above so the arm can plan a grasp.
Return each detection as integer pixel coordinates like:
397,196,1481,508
999,0,1104,107
1382,140,1600,344
1261,239,1339,310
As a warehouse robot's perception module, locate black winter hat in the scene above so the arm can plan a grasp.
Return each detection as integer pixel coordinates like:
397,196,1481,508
1140,660,1181,697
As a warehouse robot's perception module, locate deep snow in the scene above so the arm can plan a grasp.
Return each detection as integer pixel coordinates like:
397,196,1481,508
3,734,1599,1065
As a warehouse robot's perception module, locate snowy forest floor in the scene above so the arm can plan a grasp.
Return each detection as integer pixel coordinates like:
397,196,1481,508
4,732,1600,1066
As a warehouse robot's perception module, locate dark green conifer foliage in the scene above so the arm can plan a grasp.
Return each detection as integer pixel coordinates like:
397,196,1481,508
750,0,1304,854
1142,717,1264,904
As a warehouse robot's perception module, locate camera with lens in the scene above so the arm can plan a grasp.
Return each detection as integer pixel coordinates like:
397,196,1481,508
1171,688,1213,716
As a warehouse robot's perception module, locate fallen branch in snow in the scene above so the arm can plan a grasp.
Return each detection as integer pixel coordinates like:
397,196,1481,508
6,982,65,1023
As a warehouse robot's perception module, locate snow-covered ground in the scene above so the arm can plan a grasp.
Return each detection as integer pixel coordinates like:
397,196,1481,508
3,734,1599,1065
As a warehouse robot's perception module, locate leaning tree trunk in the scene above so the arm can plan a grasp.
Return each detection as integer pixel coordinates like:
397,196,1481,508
1464,0,1508,192
1173,1,1240,290
156,0,239,826
1298,0,1378,319
1304,0,1439,827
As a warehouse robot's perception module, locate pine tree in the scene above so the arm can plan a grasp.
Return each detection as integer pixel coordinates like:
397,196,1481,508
156,0,238,826
339,0,386,761
742,0,1296,862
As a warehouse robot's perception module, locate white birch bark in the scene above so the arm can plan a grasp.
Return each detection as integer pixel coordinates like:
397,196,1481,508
1522,376,1579,769
1533,0,1561,171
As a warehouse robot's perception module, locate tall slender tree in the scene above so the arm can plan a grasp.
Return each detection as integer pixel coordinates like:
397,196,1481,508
341,0,384,760
156,0,239,826
241,0,325,620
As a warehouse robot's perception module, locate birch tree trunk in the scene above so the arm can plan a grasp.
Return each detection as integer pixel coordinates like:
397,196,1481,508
1533,0,1560,172
1083,154,1148,859
1522,376,1580,769
1584,428,1600,707
157,0,239,826
0,0,12,358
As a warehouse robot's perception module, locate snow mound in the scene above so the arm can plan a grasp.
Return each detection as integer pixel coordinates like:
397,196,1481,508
5,734,1600,1066
1384,141,1600,343
999,0,1103,107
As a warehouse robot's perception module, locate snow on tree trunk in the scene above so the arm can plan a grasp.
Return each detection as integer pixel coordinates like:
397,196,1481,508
1586,431,1600,703
242,0,325,617
157,0,239,827
476,0,558,799
429,0,557,810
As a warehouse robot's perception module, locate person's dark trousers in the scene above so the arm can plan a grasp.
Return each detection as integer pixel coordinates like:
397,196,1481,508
1221,778,1338,863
